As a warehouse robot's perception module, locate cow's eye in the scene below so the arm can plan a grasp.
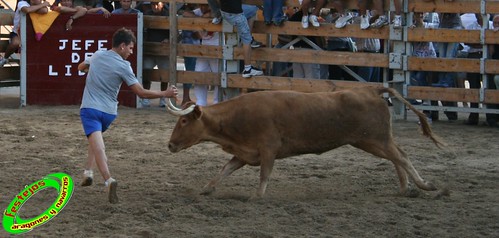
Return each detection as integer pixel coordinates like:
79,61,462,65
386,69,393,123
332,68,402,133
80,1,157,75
181,118,188,125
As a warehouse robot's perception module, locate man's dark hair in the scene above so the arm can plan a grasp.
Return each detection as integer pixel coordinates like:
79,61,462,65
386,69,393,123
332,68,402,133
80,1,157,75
112,28,137,48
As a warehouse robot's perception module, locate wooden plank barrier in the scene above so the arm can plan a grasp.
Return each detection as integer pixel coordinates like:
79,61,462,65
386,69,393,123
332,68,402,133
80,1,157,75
140,0,499,117
0,9,19,88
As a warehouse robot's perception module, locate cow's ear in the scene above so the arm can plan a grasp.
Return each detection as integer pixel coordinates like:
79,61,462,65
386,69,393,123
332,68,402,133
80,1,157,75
193,105,203,120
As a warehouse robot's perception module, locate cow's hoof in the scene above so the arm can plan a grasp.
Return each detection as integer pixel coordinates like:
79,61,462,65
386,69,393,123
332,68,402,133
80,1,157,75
200,186,215,195
426,182,438,191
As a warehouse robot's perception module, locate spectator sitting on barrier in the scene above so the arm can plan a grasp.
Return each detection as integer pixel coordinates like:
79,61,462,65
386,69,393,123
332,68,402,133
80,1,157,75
263,0,285,26
78,28,178,203
111,0,139,14
323,9,356,80
82,0,111,17
219,0,263,78
299,0,326,29
207,0,262,48
288,10,323,79
0,0,51,67
51,0,88,31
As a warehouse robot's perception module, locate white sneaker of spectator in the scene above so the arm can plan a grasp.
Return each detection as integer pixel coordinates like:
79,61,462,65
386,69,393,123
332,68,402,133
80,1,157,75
301,15,309,28
212,16,222,25
371,15,389,28
335,13,353,28
309,15,320,27
242,65,263,78
360,14,370,30
392,15,402,29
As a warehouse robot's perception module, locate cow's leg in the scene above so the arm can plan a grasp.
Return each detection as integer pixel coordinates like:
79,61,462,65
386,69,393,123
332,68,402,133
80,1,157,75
393,163,409,194
254,157,276,198
353,140,437,193
200,156,246,195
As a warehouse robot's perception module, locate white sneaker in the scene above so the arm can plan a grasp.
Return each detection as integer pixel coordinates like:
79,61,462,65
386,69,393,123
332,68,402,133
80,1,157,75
360,14,370,30
392,15,402,29
335,13,353,28
301,15,309,28
242,66,263,78
141,98,150,107
211,16,221,25
159,97,166,108
105,178,119,204
371,15,389,28
309,15,320,27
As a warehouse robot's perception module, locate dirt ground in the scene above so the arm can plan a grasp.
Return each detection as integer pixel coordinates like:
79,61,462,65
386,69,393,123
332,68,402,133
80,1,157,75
0,89,498,238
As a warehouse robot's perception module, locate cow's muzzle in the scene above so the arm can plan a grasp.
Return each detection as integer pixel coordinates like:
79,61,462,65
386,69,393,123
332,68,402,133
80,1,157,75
166,98,195,116
168,142,179,153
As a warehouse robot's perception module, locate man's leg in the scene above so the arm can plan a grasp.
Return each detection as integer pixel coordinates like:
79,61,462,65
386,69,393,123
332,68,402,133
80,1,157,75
88,131,118,203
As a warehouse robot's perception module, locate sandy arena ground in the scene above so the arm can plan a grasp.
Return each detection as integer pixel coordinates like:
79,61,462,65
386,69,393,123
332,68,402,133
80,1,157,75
0,86,498,237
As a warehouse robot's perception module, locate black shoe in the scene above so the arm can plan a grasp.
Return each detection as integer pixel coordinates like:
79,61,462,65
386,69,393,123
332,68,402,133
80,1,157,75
264,21,272,25
250,39,262,48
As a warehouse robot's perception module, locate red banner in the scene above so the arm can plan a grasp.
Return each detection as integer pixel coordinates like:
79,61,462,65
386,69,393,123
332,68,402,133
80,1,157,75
26,13,138,106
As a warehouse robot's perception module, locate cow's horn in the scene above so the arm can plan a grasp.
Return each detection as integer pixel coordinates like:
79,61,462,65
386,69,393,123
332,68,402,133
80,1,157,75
166,98,195,116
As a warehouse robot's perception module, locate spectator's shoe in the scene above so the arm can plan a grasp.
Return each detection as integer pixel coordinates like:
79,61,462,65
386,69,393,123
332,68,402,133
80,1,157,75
159,97,166,108
251,38,262,48
392,15,402,29
242,66,263,78
309,15,320,27
371,15,389,28
0,57,8,67
211,16,222,25
335,13,353,28
264,20,272,25
273,17,286,26
105,178,119,204
301,15,309,28
360,14,370,30
141,98,150,107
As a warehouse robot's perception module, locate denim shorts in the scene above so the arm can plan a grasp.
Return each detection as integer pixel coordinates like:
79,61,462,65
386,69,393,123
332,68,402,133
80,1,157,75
221,11,252,44
242,4,257,19
80,108,117,137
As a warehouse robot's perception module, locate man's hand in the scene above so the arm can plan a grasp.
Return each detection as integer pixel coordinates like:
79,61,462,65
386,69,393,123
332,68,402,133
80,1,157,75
164,85,178,98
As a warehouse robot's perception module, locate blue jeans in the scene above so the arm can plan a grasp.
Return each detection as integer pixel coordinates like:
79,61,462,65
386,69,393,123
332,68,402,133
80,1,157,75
221,11,252,44
242,4,258,19
263,0,284,22
358,66,380,82
435,42,459,87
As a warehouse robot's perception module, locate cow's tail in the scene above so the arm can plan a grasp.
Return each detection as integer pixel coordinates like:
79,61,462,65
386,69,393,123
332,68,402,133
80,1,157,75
379,87,446,148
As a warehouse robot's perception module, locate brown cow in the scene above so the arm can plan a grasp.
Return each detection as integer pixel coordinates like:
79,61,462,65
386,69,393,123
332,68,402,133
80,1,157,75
167,86,444,198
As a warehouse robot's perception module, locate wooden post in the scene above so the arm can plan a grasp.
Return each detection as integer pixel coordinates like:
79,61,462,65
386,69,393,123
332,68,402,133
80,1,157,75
169,0,177,87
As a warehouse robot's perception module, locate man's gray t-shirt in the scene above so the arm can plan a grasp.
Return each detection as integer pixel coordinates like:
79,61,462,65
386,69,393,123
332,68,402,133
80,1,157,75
80,50,139,115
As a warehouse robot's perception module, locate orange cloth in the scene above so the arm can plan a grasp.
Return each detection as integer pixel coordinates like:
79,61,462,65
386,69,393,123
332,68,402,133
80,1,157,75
29,11,60,41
